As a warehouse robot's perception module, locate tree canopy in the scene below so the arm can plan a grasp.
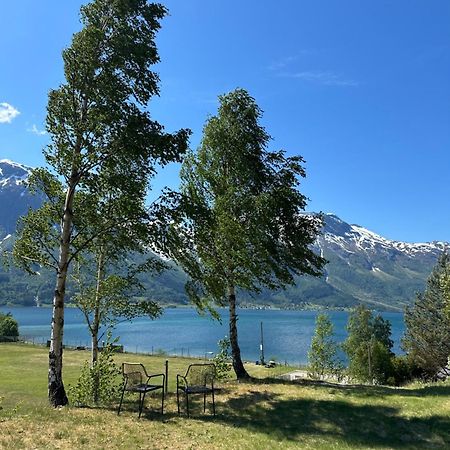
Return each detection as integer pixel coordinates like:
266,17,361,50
13,0,188,406
403,253,450,377
307,313,343,380
343,305,394,384
167,88,326,378
0,313,19,342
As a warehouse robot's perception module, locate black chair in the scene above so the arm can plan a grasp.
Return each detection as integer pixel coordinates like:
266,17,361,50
118,363,165,418
177,363,216,418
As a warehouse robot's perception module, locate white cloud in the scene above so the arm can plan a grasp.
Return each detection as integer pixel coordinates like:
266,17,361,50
280,70,359,87
27,124,47,136
268,56,299,71
268,51,315,71
268,56,359,87
0,102,20,123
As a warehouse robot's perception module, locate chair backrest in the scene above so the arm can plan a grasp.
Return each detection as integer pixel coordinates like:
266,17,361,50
122,363,147,387
185,363,216,387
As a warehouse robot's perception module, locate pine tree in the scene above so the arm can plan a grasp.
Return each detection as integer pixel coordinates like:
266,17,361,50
403,253,450,377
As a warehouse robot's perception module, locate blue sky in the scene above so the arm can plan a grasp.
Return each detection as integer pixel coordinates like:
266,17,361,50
0,1,449,243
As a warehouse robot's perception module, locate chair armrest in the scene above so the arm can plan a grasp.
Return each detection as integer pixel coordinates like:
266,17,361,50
146,373,165,386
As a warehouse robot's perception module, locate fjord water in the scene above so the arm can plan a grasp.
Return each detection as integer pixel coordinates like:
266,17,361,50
1,307,405,364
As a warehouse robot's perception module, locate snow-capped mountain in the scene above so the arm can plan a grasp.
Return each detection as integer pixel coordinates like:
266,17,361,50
302,214,447,310
0,159,42,236
320,213,446,258
0,159,31,187
0,160,447,310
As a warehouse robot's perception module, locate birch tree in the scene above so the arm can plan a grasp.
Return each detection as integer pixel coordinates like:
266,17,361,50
12,0,188,406
70,183,168,398
167,89,325,379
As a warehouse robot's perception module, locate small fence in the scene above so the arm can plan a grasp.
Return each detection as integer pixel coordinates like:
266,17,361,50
10,336,218,360
5,336,302,368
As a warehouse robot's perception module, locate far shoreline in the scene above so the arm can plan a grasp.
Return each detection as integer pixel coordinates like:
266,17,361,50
1,302,405,314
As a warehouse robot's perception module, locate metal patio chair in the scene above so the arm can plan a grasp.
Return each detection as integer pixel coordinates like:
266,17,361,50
177,363,216,418
118,362,165,418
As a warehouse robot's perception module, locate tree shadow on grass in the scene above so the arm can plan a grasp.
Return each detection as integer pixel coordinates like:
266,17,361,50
252,375,450,399
333,383,450,400
212,390,450,449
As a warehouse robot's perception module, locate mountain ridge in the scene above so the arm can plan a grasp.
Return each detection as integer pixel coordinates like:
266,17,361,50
0,159,42,235
0,159,446,310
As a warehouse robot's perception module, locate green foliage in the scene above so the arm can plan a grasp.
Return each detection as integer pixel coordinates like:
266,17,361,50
167,88,325,378
72,257,162,336
12,0,189,312
69,340,121,407
403,253,450,377
307,313,343,380
153,348,168,356
388,355,419,386
440,263,450,319
11,0,188,404
213,337,232,380
169,88,325,309
343,305,394,384
368,340,394,384
0,313,19,342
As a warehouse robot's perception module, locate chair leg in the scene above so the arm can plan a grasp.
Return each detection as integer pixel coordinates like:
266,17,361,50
177,389,180,415
139,392,146,419
186,392,189,418
203,392,206,412
117,385,125,415
161,387,164,415
118,386,126,415
212,389,215,417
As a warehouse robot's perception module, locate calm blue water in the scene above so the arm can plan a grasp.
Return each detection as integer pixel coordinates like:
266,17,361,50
0,306,405,364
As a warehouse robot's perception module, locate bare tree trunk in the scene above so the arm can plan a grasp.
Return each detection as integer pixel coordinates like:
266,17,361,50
91,250,105,367
48,182,76,407
228,285,250,380
91,329,100,404
92,251,105,404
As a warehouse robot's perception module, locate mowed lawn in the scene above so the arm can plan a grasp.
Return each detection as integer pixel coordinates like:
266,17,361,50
1,343,450,449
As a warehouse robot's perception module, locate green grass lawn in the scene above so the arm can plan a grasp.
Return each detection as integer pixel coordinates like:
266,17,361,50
1,343,450,449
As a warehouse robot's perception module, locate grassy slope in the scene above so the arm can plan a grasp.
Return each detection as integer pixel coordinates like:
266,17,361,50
1,343,450,449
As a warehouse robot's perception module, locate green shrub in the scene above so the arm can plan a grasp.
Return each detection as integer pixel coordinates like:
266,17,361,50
154,348,168,356
213,337,232,380
370,341,394,385
388,355,421,386
69,341,121,407
0,313,19,342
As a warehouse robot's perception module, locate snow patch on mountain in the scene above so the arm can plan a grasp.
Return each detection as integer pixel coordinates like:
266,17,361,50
0,234,12,245
321,213,447,258
0,160,41,236
0,159,32,188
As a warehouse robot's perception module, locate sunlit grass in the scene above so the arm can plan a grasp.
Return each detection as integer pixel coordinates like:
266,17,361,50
1,343,450,449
